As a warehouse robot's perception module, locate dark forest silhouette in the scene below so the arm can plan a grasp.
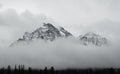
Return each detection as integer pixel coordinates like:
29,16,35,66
0,65,120,74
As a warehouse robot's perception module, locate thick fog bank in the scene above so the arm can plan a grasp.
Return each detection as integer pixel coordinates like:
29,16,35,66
0,38,120,69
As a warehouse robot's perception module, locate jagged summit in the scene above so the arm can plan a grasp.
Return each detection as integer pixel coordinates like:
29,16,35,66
10,23,72,46
79,32,108,46
20,23,72,41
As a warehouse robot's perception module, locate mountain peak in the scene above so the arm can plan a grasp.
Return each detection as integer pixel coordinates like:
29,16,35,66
10,23,72,46
79,32,108,46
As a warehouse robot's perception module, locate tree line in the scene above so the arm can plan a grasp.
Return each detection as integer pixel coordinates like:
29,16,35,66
0,65,120,74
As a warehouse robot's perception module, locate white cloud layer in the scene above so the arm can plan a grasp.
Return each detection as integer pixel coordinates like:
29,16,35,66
0,38,120,69
0,4,2,8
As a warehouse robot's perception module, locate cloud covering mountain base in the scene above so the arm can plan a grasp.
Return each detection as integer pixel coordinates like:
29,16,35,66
0,38,120,69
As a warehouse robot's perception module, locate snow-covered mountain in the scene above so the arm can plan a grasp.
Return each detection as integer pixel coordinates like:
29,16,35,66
10,23,108,47
10,23,72,46
79,32,108,46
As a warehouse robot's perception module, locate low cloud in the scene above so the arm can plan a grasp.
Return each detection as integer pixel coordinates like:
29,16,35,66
0,37,120,69
0,4,2,8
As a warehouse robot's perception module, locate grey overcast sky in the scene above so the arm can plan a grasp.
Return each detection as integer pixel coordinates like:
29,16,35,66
0,0,120,47
0,0,120,24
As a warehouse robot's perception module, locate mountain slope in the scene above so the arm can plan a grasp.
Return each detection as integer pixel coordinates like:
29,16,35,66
10,23,72,46
79,32,108,46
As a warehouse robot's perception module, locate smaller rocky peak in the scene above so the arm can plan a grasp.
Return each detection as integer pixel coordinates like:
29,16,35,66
79,32,108,46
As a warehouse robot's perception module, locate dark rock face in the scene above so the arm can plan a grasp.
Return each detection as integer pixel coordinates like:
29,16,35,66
59,27,72,37
79,32,108,46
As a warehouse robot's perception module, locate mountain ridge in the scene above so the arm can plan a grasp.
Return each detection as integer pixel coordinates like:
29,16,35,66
10,23,108,47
